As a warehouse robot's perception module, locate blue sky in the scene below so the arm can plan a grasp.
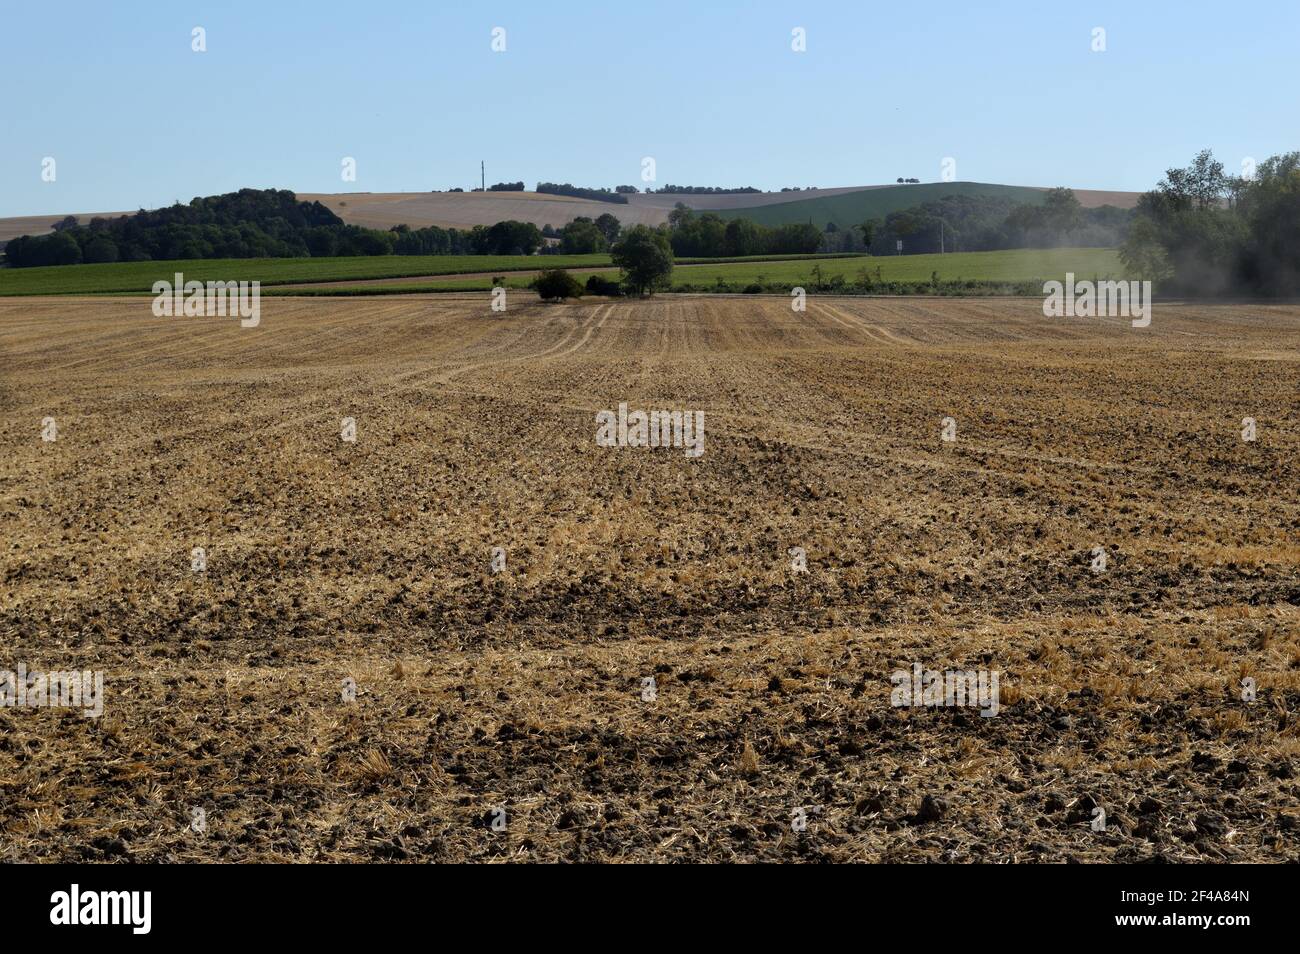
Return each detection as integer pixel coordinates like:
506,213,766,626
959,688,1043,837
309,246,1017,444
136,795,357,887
2,0,1296,215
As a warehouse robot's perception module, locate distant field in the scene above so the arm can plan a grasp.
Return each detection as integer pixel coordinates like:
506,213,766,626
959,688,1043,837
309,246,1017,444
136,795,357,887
0,254,613,296
669,247,1125,287
300,191,665,231
0,185,1144,245
249,184,1146,232
268,248,1126,295
716,182,1052,229
0,248,1122,297
0,252,868,297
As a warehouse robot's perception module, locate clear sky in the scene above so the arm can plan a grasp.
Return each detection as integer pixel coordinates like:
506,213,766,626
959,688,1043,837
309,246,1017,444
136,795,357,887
2,0,1296,215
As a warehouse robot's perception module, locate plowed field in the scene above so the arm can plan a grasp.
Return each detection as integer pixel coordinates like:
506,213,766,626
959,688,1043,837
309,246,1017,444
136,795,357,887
2,294,1298,862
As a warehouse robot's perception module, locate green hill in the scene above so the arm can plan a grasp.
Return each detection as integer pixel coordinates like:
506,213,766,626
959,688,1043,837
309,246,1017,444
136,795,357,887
715,182,1050,229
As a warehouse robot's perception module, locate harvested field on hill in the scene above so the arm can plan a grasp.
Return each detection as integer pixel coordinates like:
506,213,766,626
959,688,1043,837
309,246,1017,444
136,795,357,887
0,185,1143,245
0,211,133,245
299,191,666,231
1,294,1298,862
288,185,1143,232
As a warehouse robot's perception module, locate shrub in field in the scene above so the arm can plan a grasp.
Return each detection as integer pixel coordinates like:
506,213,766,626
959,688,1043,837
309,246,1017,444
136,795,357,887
533,268,585,301
585,275,623,297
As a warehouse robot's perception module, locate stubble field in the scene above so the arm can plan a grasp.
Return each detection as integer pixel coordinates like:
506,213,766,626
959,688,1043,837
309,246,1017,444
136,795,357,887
1,293,1298,862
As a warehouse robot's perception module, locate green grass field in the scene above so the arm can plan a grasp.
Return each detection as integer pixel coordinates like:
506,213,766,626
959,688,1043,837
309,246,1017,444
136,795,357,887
672,247,1123,286
268,248,1125,295
0,251,877,296
714,182,1051,229
0,247,1124,297
0,254,614,296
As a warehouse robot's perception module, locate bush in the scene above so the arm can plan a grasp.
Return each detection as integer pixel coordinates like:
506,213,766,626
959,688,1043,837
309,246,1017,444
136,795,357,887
585,275,623,297
743,283,763,294
533,268,585,301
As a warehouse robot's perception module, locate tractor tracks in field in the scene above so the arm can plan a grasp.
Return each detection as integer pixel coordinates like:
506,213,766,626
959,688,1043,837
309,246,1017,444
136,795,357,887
11,301,621,478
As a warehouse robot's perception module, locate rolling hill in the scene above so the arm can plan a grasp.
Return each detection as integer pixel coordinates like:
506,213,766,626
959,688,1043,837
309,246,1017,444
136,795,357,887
710,182,1078,227
1,182,1141,247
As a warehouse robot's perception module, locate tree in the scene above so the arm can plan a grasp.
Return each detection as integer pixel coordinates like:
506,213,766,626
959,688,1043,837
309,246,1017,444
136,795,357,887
1041,187,1083,237
1161,149,1228,210
594,212,622,246
1118,216,1174,281
48,231,83,264
723,218,761,257
610,225,673,296
769,222,822,254
12,231,84,265
857,219,880,250
1122,150,1250,295
305,227,338,257
533,268,585,301
83,236,119,263
700,214,728,255
1229,151,1300,294
667,202,693,229
560,218,605,254
484,219,542,255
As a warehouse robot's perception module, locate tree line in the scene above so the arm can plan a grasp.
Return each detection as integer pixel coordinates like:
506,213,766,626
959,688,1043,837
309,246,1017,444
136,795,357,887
2,190,563,265
1,183,1160,269
817,189,1135,257
664,206,823,256
4,189,342,266
535,182,630,204
645,185,760,194
545,189,1137,261
534,206,823,257
1120,149,1300,296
